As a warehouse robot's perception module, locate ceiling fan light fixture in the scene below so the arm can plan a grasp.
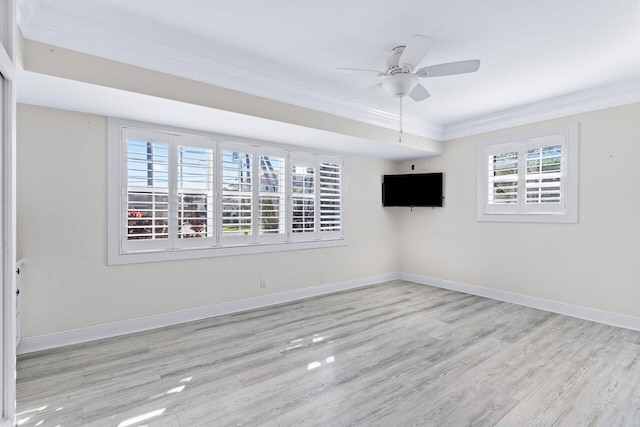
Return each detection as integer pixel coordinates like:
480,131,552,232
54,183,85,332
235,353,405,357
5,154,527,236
381,73,419,98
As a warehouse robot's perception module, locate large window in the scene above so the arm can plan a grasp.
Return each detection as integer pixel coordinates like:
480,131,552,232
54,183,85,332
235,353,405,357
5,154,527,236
108,120,345,264
476,123,579,223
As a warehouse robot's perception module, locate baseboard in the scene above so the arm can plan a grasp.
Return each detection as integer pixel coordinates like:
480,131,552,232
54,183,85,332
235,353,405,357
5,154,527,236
400,272,640,331
18,272,401,355
19,270,640,355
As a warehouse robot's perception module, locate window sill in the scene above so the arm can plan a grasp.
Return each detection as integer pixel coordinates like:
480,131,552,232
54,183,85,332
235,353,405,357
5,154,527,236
476,212,577,224
108,237,348,265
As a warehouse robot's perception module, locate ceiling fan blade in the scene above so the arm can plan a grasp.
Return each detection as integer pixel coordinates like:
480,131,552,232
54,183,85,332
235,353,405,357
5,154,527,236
416,59,480,78
409,84,431,102
335,67,387,76
398,35,435,69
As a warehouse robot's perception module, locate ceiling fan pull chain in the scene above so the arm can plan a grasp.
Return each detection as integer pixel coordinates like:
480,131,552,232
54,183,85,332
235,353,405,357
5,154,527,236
399,97,403,143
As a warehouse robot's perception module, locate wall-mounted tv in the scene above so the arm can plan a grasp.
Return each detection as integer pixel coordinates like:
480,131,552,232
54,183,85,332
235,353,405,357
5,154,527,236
382,173,444,207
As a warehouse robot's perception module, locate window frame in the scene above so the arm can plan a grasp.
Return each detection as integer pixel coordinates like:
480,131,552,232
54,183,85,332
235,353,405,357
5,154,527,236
0,1,16,424
476,123,579,223
108,118,347,265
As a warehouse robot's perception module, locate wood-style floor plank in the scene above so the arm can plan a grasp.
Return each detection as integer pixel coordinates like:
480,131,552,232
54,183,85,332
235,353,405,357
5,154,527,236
16,280,640,426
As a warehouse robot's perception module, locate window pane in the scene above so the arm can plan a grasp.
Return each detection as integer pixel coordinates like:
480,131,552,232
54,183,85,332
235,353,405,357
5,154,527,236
319,162,341,232
259,155,286,235
222,150,252,236
525,145,562,204
488,151,518,205
292,164,315,233
126,139,169,240
178,146,214,239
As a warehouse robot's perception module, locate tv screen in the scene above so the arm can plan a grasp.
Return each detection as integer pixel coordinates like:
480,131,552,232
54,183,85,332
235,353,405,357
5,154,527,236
382,173,443,207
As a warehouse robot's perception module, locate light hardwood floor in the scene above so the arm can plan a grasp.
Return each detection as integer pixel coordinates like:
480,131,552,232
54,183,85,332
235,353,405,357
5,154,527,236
16,281,640,426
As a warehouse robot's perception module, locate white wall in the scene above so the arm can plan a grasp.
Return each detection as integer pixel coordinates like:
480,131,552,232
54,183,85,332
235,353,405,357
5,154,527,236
17,101,640,338
17,104,400,336
397,103,640,318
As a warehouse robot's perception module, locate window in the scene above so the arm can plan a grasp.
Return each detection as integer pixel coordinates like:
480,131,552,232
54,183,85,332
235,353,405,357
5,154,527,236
258,150,286,241
220,143,253,245
108,119,346,264
476,123,578,223
219,143,289,245
318,157,343,236
125,137,170,245
176,143,215,244
121,130,215,253
290,154,316,240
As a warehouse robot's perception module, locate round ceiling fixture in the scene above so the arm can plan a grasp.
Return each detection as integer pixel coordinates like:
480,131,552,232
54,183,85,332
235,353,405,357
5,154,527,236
381,73,419,98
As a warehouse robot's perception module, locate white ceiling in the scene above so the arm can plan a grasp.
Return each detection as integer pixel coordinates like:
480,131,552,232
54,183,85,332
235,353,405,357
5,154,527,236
17,0,640,145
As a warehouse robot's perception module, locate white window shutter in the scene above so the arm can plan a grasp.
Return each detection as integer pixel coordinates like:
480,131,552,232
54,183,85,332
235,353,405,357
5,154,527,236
477,124,577,223
290,153,317,241
257,148,287,243
111,119,348,262
485,143,520,214
174,136,216,249
318,155,343,239
219,142,254,246
522,135,566,213
122,128,172,253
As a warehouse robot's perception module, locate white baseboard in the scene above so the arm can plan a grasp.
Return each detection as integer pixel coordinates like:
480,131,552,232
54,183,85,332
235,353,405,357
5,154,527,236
18,272,401,355
400,272,640,331
19,271,640,355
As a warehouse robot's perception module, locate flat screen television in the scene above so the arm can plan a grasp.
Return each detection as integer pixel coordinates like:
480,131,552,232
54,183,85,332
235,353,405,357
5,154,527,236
382,173,443,207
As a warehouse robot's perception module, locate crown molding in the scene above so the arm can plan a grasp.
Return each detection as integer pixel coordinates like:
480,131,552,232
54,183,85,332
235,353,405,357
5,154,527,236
16,0,41,30
444,77,640,140
18,4,445,140
17,2,639,144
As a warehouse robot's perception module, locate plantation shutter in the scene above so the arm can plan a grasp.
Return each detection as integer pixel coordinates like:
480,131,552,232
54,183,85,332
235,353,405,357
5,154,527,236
122,129,172,252
174,136,216,248
257,148,287,243
116,124,348,258
522,134,566,213
290,153,316,241
318,155,343,239
220,142,253,245
485,142,519,213
484,135,567,215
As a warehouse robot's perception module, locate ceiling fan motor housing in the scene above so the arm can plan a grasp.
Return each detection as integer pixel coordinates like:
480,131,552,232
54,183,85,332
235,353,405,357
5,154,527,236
382,73,419,98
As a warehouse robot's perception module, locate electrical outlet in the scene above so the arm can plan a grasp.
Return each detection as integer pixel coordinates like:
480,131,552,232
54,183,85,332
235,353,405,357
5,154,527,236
260,277,267,288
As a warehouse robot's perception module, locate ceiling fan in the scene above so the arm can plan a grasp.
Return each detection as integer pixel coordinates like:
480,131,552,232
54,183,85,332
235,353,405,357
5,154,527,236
337,34,480,142
338,34,480,102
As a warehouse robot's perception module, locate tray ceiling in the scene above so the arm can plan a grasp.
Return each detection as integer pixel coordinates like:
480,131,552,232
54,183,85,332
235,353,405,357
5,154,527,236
17,0,640,141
